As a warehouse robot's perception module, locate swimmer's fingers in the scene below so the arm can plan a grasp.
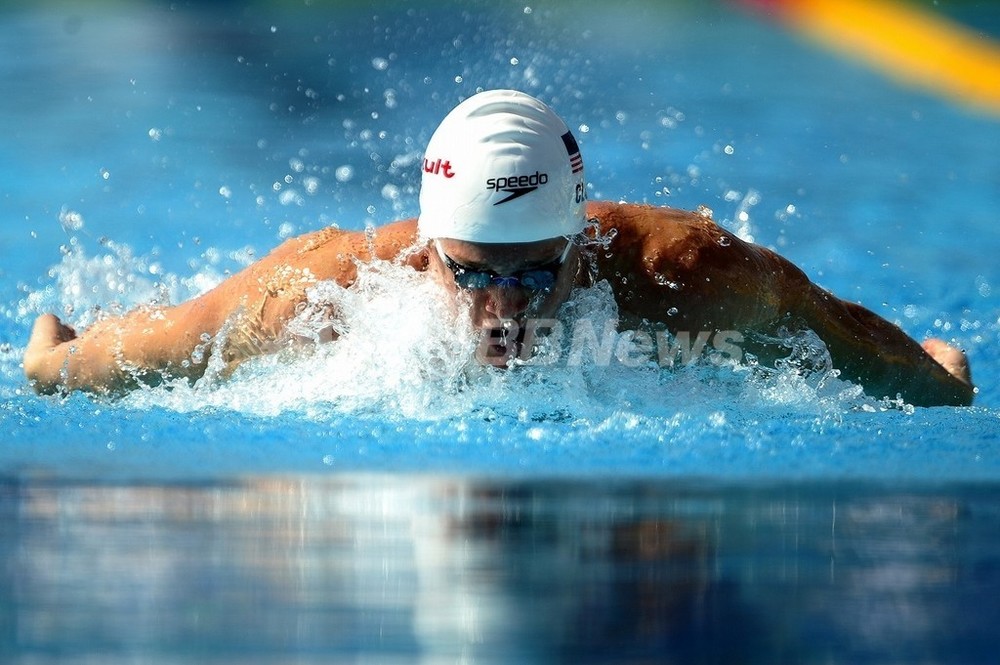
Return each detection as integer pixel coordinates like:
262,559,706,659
24,314,77,393
921,338,973,389
29,313,77,347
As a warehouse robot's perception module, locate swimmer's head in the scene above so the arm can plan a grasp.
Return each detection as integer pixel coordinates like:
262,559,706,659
417,89,586,244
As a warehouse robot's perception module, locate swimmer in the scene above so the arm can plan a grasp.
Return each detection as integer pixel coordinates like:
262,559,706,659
23,90,974,406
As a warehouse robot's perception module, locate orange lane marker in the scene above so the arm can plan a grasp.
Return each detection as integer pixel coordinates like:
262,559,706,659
743,0,1000,117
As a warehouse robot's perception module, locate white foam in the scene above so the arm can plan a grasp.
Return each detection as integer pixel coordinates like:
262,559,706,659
17,238,898,424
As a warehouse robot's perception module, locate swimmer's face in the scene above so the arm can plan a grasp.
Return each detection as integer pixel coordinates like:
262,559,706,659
429,236,579,366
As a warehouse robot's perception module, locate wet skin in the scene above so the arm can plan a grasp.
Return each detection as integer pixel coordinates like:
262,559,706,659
23,201,974,406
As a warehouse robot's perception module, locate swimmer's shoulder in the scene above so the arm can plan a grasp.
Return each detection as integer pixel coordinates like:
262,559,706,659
585,200,806,328
279,218,418,258
265,218,421,279
585,201,737,273
586,200,720,243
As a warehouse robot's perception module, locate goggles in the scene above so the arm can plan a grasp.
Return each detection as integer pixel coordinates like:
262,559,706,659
435,240,573,291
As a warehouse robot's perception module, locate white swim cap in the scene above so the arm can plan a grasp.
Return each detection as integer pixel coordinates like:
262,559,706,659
417,89,586,243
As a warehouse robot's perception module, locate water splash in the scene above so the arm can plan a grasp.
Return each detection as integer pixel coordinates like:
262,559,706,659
102,251,893,428
17,236,229,330
722,189,759,244
10,234,925,438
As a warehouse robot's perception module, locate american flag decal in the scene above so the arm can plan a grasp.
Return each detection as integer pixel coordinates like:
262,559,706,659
562,131,583,174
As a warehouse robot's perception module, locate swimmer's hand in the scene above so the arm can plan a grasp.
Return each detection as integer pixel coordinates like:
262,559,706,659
24,314,78,394
922,338,973,393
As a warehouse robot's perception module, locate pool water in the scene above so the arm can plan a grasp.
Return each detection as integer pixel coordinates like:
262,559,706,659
7,477,1000,664
1,0,999,662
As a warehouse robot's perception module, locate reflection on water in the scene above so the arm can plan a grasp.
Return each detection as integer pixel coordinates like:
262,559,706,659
2,476,999,664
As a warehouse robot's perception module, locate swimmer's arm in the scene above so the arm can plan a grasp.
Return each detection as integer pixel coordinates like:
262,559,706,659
597,202,974,407
23,221,420,395
22,228,345,395
708,243,976,406
728,245,975,406
795,283,974,407
23,290,236,395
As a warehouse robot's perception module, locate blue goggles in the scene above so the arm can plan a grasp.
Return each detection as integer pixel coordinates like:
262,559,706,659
434,240,573,291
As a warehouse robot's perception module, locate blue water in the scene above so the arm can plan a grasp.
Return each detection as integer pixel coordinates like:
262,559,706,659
2,0,1000,662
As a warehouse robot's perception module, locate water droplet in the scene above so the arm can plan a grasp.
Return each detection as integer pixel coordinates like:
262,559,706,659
696,205,713,219
667,307,679,316
718,235,731,246
976,276,991,297
58,207,85,231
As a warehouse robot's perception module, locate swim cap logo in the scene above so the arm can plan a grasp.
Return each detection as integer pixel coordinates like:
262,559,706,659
486,172,549,205
562,131,583,174
423,158,455,178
